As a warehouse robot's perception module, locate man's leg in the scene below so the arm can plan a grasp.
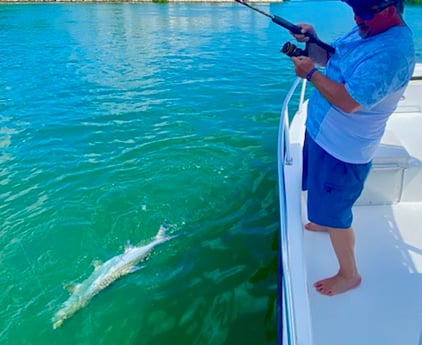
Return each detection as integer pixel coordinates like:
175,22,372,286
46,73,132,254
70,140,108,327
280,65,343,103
314,227,362,296
304,222,328,232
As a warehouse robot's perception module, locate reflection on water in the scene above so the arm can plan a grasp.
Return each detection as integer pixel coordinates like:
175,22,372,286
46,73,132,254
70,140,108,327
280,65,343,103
0,2,421,345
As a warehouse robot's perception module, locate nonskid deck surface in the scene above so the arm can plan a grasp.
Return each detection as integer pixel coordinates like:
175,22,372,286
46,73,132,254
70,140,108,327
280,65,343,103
302,199,422,345
283,72,422,345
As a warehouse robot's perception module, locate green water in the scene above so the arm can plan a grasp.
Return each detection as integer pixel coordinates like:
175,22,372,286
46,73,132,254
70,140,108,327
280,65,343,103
1,2,421,344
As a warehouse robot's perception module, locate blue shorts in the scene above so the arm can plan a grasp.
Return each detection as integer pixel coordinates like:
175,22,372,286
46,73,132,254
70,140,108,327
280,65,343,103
302,131,372,229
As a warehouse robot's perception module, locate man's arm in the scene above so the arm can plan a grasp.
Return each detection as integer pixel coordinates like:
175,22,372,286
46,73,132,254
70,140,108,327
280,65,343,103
292,56,362,113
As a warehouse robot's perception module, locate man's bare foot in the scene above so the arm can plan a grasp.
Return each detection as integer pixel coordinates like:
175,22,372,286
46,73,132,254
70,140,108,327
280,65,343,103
314,273,362,296
304,222,328,232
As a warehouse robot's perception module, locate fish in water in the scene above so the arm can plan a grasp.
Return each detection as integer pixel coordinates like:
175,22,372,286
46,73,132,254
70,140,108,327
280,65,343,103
52,222,173,329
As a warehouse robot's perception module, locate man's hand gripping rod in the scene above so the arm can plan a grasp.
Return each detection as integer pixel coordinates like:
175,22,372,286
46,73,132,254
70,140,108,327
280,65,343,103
234,0,335,55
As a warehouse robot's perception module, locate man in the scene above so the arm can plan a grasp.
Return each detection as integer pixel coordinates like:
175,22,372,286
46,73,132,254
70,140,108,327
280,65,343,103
290,0,415,296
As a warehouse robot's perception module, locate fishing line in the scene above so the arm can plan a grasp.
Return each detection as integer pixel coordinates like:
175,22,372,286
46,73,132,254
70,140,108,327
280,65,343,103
17,239,42,286
234,0,335,55
15,238,51,309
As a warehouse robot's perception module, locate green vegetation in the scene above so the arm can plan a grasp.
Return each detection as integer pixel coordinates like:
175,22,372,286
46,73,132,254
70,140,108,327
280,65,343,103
406,0,422,4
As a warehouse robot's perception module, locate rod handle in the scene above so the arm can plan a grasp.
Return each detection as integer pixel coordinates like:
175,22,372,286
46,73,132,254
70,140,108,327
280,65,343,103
272,15,335,54
272,15,303,34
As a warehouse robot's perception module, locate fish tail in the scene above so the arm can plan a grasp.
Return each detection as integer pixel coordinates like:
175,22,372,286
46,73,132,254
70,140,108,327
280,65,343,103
154,220,168,240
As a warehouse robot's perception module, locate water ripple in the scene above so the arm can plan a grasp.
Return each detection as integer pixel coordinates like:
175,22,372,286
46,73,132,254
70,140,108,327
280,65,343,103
0,3,421,345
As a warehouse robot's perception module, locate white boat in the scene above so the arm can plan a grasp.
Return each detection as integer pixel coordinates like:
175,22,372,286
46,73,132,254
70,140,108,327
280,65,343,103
278,63,422,345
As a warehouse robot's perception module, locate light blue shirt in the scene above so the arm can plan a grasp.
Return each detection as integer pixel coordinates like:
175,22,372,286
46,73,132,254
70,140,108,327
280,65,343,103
306,25,415,163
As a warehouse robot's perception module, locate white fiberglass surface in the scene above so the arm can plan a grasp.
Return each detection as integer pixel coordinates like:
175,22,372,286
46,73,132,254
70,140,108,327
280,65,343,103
284,70,422,345
303,201,422,345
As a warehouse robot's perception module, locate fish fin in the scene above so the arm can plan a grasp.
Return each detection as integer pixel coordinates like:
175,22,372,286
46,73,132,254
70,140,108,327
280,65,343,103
154,220,169,240
128,265,143,274
93,260,102,270
124,241,135,253
63,282,80,294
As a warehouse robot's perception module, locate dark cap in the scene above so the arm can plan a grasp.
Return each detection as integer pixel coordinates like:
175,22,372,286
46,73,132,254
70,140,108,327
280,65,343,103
343,0,400,10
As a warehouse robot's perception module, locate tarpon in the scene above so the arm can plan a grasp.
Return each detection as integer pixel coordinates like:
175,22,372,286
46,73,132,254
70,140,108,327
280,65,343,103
52,222,173,329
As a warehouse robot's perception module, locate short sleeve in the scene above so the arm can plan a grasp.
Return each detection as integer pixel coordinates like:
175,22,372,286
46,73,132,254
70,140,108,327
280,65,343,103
345,51,411,109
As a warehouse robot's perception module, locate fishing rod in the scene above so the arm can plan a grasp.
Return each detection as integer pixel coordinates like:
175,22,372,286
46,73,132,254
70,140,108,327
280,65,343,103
234,0,335,55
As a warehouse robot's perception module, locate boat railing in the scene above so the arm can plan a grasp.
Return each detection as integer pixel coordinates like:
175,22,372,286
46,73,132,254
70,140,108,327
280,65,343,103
277,77,308,345
280,78,307,165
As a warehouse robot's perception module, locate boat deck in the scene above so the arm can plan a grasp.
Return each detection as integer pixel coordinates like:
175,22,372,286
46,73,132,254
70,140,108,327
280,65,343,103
303,198,422,345
282,73,422,344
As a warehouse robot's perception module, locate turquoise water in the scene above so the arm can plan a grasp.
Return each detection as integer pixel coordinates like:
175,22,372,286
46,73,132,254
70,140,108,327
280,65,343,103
1,2,421,344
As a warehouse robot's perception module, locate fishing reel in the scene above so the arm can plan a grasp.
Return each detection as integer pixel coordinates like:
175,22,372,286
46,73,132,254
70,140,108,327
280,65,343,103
281,41,308,57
